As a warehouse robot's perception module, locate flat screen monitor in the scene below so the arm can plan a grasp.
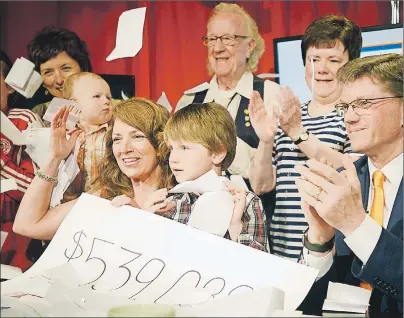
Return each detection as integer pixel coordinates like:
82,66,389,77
273,24,403,104
99,74,135,100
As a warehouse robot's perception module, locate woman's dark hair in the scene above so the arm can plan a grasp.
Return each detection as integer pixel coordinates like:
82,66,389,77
0,50,13,78
27,26,92,72
301,14,362,65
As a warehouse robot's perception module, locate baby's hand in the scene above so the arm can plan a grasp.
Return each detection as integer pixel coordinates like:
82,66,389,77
111,195,137,208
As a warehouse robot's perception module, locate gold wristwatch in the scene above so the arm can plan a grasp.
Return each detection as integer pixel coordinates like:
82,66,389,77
294,130,310,145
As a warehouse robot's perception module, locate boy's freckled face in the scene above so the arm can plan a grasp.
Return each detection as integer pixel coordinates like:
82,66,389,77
168,139,217,183
72,76,113,126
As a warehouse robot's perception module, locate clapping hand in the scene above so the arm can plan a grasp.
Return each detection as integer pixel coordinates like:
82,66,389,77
248,91,280,143
277,87,304,139
295,156,366,239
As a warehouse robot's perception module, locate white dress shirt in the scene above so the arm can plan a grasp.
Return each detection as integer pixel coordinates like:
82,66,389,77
176,71,281,179
304,153,403,278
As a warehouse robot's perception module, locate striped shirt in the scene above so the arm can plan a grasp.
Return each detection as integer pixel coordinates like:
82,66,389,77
270,102,352,261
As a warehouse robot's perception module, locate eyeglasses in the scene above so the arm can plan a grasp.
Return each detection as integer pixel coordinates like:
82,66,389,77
202,34,250,47
335,96,403,116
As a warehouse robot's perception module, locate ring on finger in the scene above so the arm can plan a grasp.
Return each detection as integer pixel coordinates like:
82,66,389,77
314,188,323,201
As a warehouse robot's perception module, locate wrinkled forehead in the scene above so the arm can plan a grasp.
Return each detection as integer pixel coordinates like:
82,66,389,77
207,12,247,35
340,77,383,101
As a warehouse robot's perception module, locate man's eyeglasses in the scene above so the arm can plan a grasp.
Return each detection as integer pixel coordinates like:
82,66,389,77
335,96,403,116
202,34,250,47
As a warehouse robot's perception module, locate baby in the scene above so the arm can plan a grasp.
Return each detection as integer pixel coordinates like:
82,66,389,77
62,72,112,199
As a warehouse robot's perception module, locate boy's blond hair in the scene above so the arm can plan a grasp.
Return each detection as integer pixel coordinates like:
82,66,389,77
164,102,236,171
63,72,106,99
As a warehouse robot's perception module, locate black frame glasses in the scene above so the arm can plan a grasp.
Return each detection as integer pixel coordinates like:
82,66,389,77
202,34,250,47
335,96,403,116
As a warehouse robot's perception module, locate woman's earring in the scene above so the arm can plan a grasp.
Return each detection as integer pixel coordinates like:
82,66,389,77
45,89,49,96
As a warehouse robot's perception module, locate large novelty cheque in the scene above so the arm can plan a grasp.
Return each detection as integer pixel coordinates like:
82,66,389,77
2,194,318,309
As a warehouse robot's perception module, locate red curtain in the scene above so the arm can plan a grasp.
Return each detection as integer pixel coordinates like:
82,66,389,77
0,1,395,108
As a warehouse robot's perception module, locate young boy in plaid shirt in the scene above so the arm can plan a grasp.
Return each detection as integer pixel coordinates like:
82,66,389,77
161,102,268,252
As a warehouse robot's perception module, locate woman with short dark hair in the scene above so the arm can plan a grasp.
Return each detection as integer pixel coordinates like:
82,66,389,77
27,26,92,121
249,15,363,260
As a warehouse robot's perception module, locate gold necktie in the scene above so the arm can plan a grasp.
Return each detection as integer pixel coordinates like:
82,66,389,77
361,170,385,291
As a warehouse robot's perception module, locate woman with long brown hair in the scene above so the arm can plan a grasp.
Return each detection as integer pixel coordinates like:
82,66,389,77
13,98,174,241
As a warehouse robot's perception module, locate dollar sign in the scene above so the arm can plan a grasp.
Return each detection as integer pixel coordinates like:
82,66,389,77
64,230,87,262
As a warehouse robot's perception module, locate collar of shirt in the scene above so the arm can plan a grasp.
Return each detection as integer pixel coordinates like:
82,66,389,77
85,122,109,136
205,71,254,102
368,152,403,187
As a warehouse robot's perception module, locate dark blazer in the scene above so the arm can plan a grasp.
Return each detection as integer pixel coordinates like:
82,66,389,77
299,155,403,316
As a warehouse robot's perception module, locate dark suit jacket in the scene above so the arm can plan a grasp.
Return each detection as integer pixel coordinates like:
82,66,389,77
299,155,403,316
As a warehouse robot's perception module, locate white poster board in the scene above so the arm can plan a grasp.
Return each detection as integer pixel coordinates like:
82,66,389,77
2,194,318,310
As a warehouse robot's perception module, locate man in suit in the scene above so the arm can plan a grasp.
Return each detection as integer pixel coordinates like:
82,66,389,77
295,53,403,316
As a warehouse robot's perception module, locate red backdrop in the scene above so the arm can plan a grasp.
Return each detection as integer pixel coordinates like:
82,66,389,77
0,1,396,107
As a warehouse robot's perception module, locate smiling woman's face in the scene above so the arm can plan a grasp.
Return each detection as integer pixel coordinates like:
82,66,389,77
112,118,160,182
305,40,349,102
40,51,81,98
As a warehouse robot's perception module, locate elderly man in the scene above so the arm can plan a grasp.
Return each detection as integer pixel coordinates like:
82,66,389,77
176,2,281,179
176,2,281,226
296,53,403,316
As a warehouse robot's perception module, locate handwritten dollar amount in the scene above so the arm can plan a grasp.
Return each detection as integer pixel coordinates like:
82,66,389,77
64,230,87,261
64,230,253,303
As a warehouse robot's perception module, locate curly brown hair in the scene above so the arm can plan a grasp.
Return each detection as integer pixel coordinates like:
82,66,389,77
93,98,174,200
